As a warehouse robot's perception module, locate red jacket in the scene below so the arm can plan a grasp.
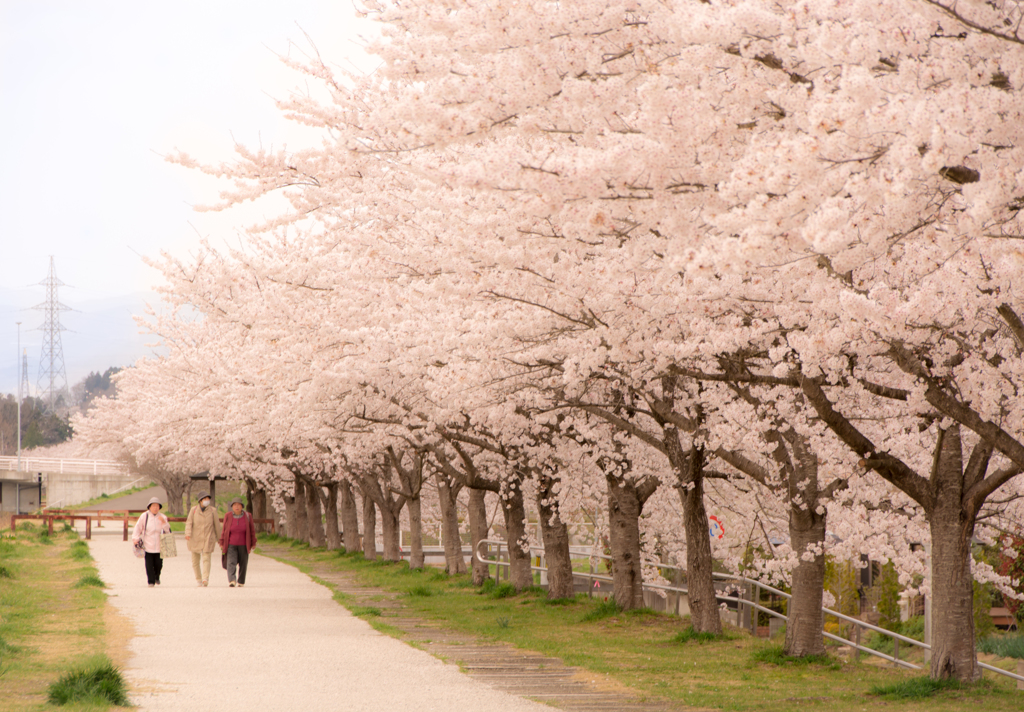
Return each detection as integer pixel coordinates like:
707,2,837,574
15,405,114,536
219,511,257,553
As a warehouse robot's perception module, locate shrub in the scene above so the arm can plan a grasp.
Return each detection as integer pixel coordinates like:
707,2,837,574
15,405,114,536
47,656,130,706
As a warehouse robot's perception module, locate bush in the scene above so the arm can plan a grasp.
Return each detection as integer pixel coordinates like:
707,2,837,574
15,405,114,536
47,656,130,706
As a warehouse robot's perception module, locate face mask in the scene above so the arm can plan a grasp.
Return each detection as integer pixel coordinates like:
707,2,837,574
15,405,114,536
200,499,211,508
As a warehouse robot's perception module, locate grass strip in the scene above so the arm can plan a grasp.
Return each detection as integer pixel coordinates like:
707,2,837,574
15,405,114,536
0,528,124,711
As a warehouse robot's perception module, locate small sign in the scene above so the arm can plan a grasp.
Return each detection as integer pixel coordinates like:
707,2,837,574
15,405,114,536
709,515,725,539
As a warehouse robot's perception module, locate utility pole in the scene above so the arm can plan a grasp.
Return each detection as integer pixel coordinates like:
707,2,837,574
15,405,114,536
34,256,71,416
16,321,22,472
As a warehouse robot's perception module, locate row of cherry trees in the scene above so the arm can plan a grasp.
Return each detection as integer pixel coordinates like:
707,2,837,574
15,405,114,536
76,0,1024,681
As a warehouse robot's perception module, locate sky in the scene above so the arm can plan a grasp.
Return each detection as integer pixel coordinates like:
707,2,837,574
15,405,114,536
0,1,375,391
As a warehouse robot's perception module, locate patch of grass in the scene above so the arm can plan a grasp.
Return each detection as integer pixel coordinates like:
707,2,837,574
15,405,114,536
73,574,106,588
406,584,435,597
0,564,14,579
673,626,731,644
869,676,968,699
47,655,130,706
497,616,511,629
16,521,37,532
580,598,620,622
37,531,55,545
350,606,383,618
68,541,92,561
489,582,518,599
978,634,1024,660
752,644,841,670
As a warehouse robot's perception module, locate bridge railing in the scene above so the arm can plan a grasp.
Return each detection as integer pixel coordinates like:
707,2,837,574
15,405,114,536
0,456,130,476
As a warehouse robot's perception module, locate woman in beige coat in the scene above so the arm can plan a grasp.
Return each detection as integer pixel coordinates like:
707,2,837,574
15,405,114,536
184,492,222,587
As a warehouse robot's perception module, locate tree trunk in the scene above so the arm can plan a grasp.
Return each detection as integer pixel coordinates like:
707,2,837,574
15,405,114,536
928,425,980,681
339,480,360,553
361,488,377,560
161,477,187,516
271,496,282,536
406,496,424,569
304,481,326,548
537,471,574,599
468,487,490,586
501,478,533,591
292,478,309,544
606,475,645,610
380,501,402,562
785,507,827,656
283,496,296,539
322,482,340,551
436,477,467,574
252,488,269,533
678,471,722,634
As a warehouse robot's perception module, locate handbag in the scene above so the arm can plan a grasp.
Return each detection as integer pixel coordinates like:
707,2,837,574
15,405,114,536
160,530,178,559
133,539,145,559
221,553,227,570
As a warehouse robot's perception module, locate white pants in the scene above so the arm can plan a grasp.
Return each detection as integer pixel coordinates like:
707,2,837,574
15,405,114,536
191,551,213,582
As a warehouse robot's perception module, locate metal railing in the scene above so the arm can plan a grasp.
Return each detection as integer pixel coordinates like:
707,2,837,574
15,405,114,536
477,539,1024,685
0,456,130,476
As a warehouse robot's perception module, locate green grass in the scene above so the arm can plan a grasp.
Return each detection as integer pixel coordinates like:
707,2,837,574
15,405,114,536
257,538,1022,712
0,527,121,711
870,676,971,699
751,643,841,670
0,563,14,579
978,634,1024,660
46,655,130,706
68,541,92,561
406,584,435,597
73,574,105,588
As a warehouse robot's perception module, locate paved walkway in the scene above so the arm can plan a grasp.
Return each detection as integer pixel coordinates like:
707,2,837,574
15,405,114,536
86,527,554,712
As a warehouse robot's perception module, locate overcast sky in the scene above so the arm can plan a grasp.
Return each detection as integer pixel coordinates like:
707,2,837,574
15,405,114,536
1,1,374,391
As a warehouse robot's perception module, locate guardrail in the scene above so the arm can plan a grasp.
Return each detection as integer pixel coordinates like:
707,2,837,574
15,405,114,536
11,511,276,541
477,538,1024,685
0,456,130,476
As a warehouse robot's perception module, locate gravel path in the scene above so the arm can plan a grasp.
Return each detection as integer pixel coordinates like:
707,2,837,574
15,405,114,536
86,527,553,711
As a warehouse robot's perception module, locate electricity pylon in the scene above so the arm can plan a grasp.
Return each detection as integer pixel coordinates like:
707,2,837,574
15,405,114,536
20,348,31,401
34,256,71,415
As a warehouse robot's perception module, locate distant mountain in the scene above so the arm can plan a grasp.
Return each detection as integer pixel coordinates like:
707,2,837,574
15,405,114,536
0,289,167,395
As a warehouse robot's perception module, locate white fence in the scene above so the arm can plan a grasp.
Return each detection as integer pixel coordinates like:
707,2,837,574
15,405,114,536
0,456,130,476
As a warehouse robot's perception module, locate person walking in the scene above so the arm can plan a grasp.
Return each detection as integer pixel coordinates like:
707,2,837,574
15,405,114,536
131,497,171,587
184,492,222,587
219,497,257,588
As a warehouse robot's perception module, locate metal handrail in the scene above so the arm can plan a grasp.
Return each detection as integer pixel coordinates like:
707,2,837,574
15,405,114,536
476,538,1024,683
0,456,130,476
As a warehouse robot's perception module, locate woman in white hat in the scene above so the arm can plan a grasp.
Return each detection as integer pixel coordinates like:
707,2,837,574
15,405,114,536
131,496,171,587
185,492,221,587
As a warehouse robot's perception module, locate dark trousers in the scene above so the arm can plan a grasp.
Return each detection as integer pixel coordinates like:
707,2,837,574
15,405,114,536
227,545,249,584
144,551,163,584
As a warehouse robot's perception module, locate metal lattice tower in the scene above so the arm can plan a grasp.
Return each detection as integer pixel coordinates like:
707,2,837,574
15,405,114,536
20,348,31,401
34,256,71,415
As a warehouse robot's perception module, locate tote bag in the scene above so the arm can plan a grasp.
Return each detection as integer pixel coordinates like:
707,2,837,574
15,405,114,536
159,530,178,559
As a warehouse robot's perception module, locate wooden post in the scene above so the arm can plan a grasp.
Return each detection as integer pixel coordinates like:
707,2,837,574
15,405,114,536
85,517,92,540
47,517,54,536
123,515,129,542
1017,660,1024,691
